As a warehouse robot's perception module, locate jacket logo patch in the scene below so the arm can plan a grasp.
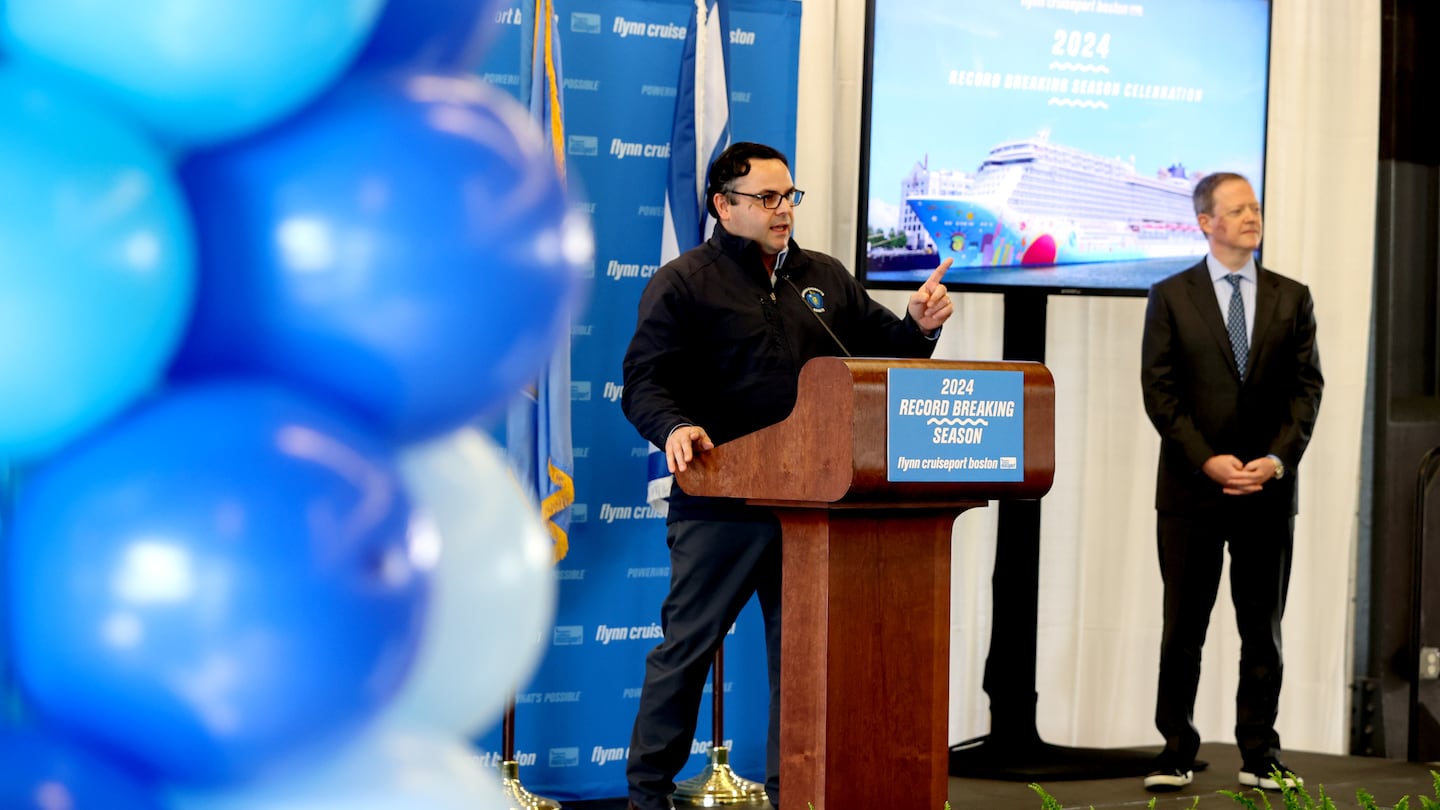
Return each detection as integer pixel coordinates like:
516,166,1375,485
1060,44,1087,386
802,287,826,313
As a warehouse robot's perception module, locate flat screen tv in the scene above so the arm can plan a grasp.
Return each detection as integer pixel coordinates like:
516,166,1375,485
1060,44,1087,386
856,0,1273,296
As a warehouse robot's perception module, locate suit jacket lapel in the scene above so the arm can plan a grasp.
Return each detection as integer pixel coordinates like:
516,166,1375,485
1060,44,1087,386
1181,262,1242,380
1246,265,1281,381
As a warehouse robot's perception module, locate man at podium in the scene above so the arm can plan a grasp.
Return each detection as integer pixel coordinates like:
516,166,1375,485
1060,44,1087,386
619,141,954,810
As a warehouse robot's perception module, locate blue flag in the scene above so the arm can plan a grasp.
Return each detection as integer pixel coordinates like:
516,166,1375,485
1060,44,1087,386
649,0,732,514
510,0,574,560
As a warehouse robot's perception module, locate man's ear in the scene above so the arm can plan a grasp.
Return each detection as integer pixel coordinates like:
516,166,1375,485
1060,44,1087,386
713,192,730,222
1197,212,1213,237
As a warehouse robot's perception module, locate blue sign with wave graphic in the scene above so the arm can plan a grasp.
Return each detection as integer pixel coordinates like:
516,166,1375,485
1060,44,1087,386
887,368,1025,482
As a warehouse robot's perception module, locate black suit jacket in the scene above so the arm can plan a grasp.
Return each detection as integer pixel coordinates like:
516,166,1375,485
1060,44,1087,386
1140,259,1323,516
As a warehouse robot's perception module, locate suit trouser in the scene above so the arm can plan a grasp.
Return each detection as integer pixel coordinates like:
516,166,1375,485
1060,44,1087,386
627,515,783,810
1155,508,1294,766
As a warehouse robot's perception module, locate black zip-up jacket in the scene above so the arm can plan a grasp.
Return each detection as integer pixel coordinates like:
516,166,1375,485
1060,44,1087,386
621,224,940,521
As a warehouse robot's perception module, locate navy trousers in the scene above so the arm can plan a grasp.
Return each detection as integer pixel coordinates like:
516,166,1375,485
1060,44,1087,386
627,515,783,810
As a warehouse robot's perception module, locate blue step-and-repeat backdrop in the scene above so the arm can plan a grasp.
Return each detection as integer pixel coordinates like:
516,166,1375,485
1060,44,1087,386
473,0,802,801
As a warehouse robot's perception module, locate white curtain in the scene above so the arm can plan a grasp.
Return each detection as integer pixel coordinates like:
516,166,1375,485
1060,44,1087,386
795,0,1379,754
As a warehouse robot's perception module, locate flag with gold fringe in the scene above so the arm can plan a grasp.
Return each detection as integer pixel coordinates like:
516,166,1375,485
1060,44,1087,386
509,0,573,561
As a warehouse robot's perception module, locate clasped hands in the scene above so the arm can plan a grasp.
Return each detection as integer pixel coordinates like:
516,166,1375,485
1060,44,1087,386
1202,454,1281,495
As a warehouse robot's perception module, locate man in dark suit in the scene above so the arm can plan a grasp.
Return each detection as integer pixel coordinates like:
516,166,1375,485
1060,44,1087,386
1139,172,1323,793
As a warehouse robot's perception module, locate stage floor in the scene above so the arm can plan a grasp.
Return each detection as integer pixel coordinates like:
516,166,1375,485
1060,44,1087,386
566,743,1440,810
953,743,1438,809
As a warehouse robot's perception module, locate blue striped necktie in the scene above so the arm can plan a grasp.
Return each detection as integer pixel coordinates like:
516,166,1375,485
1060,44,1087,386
1224,274,1248,380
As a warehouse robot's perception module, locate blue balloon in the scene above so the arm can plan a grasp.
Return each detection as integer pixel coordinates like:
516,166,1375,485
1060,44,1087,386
0,727,163,810
355,0,508,72
172,73,589,443
0,66,194,465
5,380,431,785
1,0,385,147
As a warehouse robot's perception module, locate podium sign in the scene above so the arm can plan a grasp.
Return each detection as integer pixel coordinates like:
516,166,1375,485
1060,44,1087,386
887,368,1026,482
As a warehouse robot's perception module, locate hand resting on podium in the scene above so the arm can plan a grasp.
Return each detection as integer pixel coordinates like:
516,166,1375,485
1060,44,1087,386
664,424,714,473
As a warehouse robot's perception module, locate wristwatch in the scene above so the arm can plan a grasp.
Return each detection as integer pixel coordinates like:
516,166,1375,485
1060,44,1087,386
1267,454,1285,479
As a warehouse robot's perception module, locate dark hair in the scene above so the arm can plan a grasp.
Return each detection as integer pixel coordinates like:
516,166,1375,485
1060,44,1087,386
705,142,790,219
1192,171,1250,217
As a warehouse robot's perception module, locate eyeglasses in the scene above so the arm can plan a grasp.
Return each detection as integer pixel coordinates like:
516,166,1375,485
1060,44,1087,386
726,188,805,209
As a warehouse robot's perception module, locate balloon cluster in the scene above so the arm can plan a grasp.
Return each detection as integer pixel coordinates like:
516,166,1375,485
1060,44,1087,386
0,1,587,807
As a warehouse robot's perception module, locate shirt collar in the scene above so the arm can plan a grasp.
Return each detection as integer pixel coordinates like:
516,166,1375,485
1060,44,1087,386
1206,252,1257,284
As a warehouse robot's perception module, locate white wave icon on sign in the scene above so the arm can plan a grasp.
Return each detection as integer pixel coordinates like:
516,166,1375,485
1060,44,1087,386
926,418,989,426
1047,98,1110,109
1048,62,1110,73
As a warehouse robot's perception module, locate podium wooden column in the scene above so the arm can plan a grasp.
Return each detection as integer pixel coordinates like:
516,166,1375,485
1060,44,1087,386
677,357,1054,810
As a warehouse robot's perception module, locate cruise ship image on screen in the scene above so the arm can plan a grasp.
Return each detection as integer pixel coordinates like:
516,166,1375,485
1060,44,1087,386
904,132,1208,269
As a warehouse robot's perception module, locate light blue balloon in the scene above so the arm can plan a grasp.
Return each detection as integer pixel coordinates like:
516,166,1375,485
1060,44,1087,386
2,0,385,147
0,66,194,464
387,429,557,737
170,729,510,810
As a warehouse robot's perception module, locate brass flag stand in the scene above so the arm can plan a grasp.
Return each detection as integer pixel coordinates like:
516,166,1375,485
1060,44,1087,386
498,694,562,810
672,645,769,806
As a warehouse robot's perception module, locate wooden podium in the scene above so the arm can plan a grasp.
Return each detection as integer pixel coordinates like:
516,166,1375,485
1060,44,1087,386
676,357,1055,810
